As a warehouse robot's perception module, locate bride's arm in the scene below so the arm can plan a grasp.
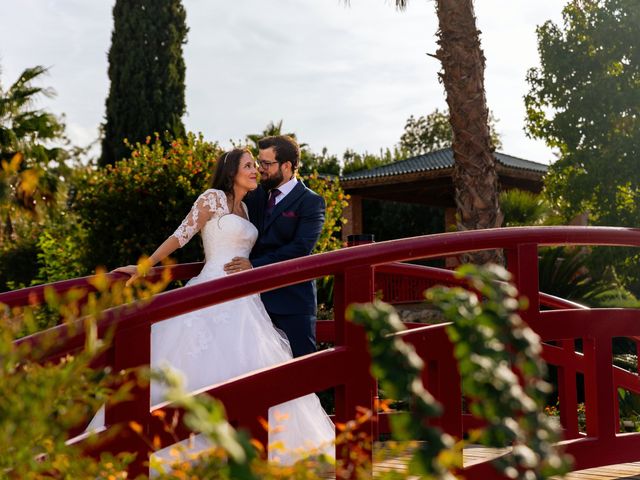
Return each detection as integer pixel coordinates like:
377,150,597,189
112,236,181,285
113,190,224,284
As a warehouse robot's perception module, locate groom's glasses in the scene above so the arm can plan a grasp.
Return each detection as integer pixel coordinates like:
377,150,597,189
256,159,279,169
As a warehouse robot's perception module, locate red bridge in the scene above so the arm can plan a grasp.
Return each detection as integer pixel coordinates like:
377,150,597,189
6,226,640,478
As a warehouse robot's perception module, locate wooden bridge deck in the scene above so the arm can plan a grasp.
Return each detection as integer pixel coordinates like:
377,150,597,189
371,443,640,479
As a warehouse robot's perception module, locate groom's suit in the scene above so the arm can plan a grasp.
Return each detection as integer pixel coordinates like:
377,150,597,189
245,181,325,357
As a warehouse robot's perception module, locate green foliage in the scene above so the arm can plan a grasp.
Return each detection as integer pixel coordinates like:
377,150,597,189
538,246,636,307
300,147,341,176
0,65,67,223
348,302,455,478
0,65,66,167
526,0,640,225
0,204,90,293
0,225,39,291
100,0,188,166
526,0,640,291
341,147,403,175
304,172,349,254
34,211,91,284
399,109,502,157
348,264,571,478
428,264,571,479
0,271,165,477
0,337,132,477
74,133,222,270
499,189,561,227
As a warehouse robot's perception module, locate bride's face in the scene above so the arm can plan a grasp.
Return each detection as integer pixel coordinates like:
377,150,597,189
234,152,258,192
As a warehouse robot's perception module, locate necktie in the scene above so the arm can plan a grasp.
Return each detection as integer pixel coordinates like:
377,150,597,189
266,189,281,216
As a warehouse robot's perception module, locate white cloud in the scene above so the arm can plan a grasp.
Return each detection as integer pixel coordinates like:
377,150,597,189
0,0,565,164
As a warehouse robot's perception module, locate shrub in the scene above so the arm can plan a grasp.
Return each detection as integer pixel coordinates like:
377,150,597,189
0,217,40,291
34,211,91,284
0,269,169,477
499,189,560,227
538,246,637,307
304,172,349,254
72,133,222,270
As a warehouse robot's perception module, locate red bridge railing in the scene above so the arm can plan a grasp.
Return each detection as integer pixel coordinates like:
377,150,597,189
5,226,640,478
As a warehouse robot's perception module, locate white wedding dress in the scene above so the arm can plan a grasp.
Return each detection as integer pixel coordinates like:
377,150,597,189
87,189,334,467
150,188,335,464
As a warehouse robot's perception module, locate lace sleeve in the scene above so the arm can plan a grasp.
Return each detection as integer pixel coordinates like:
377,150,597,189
172,190,227,247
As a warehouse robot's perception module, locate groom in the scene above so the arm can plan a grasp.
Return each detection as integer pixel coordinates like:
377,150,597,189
223,135,326,357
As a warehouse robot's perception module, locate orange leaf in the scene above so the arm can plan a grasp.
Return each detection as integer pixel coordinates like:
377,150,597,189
250,439,265,453
152,409,166,420
129,421,143,434
258,416,270,432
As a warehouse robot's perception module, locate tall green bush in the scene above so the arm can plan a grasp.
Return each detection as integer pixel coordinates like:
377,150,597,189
100,0,188,166
74,133,222,270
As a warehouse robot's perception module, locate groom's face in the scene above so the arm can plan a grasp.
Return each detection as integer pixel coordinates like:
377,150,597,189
257,147,285,191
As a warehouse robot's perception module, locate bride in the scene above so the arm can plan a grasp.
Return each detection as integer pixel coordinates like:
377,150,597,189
113,148,335,465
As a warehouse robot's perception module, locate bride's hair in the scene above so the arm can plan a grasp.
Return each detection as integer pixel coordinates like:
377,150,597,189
210,148,251,195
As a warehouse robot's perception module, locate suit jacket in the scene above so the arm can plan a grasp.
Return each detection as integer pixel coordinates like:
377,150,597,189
245,181,325,315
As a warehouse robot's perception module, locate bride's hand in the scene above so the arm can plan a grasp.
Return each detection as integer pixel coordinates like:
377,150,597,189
111,265,139,287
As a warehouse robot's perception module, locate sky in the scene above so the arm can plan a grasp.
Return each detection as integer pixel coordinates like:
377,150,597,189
0,1,565,165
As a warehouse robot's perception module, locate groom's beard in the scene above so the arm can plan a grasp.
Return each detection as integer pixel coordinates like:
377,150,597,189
260,167,284,191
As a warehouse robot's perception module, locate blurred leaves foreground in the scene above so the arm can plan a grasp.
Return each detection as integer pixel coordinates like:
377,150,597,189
1,262,571,479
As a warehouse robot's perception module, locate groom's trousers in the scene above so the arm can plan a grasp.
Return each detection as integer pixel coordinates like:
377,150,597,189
268,313,316,358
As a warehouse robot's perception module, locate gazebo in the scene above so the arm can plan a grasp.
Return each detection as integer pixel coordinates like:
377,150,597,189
339,148,549,241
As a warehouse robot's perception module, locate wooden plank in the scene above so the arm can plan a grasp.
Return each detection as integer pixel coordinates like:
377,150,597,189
364,442,640,480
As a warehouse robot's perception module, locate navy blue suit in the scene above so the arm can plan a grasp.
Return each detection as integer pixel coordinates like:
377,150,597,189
245,182,325,357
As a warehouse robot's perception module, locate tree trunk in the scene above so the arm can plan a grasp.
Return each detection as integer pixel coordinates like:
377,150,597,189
435,0,503,265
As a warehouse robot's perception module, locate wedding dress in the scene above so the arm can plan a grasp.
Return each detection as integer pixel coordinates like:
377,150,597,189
149,188,335,464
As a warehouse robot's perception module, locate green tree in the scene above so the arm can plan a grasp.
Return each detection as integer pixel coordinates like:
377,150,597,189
100,0,188,166
299,147,341,176
0,66,67,224
525,0,640,292
399,108,503,156
525,0,640,226
341,147,404,175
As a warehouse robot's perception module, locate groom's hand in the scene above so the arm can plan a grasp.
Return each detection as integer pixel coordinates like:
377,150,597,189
224,257,253,274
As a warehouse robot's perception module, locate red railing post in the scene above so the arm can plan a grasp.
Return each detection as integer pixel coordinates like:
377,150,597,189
334,264,375,478
557,339,580,438
411,330,463,439
583,335,617,440
104,320,152,476
505,243,540,323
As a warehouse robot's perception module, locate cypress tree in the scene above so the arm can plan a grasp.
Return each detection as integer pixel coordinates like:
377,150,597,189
100,0,188,166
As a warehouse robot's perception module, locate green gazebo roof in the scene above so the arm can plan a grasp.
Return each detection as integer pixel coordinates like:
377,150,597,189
340,148,548,182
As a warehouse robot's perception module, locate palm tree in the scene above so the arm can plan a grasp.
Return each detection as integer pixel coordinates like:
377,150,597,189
0,66,66,164
395,0,503,264
245,120,305,154
0,65,66,232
